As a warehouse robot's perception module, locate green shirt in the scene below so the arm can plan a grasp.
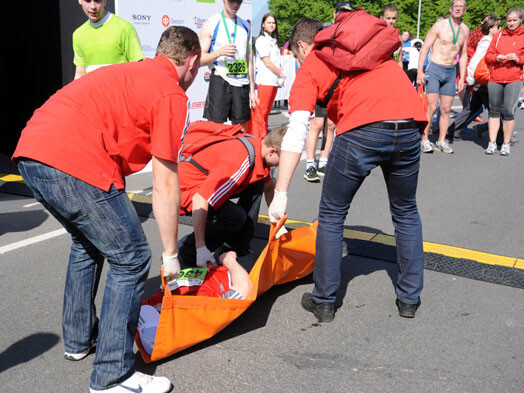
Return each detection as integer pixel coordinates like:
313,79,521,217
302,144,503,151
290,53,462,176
73,12,144,72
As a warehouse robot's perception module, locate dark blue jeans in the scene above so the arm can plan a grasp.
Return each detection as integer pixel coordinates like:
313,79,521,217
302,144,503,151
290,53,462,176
17,159,151,390
312,125,424,305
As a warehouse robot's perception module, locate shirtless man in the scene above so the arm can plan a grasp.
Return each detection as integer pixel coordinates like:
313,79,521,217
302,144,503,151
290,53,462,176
417,0,469,154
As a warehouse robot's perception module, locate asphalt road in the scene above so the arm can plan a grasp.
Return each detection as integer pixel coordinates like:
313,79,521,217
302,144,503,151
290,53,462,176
1,99,524,392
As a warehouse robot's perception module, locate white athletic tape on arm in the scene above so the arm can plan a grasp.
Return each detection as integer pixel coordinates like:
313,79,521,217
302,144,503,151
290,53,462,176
281,110,311,153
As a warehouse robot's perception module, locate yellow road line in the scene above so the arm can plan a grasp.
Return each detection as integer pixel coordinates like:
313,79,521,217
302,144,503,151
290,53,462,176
3,175,522,270
0,174,24,183
127,193,152,204
423,242,517,268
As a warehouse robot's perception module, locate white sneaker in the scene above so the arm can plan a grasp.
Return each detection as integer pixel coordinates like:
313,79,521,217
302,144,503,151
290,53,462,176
90,372,172,393
485,141,497,155
500,142,510,156
421,140,434,153
435,140,454,154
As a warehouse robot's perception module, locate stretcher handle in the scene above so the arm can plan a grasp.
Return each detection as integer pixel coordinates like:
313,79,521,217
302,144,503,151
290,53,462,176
160,266,174,299
269,213,288,241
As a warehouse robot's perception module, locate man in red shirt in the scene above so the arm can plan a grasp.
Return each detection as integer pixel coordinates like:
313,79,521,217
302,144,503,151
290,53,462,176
12,26,200,393
268,15,427,322
177,127,286,268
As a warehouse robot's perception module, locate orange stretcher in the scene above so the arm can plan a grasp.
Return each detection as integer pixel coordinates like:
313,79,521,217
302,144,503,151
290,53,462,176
136,215,317,363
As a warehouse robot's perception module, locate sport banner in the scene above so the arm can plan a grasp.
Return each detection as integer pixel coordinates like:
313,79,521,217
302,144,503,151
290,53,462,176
115,0,253,121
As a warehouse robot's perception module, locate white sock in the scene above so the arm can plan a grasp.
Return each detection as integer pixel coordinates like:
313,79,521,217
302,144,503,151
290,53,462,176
318,158,328,168
306,160,315,169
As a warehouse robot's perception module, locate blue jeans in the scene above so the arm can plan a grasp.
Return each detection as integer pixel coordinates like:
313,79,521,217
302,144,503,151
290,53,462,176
17,159,151,390
312,125,424,305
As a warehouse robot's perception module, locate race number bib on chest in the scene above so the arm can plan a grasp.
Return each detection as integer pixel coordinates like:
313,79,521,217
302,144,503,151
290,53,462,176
226,58,248,77
166,268,208,291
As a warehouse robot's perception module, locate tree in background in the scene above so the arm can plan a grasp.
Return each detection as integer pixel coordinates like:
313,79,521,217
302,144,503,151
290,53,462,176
268,0,334,46
269,0,524,46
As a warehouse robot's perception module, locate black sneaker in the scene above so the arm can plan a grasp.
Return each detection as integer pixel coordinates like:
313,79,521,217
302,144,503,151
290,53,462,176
317,166,326,176
396,298,421,318
304,166,320,182
301,292,335,322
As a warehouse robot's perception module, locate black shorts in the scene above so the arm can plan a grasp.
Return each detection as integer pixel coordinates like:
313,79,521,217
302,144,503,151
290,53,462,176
203,72,251,124
314,105,327,118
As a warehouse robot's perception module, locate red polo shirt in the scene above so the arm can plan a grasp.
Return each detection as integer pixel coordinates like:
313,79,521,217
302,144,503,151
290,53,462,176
289,52,428,134
179,137,269,213
13,56,189,191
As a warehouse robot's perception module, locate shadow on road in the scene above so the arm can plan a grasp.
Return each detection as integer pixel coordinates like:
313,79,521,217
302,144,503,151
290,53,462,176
0,332,60,374
336,254,397,309
0,210,49,236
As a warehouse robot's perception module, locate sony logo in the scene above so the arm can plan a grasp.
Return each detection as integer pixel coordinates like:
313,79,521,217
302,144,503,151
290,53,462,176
132,15,151,21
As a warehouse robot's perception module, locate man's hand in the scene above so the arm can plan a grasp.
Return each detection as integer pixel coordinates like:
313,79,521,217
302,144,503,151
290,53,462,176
217,44,237,58
196,245,216,267
497,54,507,62
416,71,426,86
162,252,181,282
457,79,465,93
218,250,238,266
268,190,288,223
506,53,519,63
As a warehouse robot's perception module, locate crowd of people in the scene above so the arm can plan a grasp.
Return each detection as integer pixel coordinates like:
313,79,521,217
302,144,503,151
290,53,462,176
10,0,524,392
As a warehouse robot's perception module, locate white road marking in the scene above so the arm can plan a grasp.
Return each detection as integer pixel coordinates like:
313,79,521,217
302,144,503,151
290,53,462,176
0,228,67,254
23,202,41,208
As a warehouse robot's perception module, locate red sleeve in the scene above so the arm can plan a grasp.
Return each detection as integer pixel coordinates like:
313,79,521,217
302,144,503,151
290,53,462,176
150,93,189,163
196,149,251,209
518,36,524,65
289,53,339,115
288,67,318,113
484,33,500,65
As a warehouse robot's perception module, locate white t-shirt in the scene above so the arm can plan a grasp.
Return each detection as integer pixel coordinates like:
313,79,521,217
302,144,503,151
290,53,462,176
255,33,281,86
406,47,420,70
207,12,250,87
467,35,492,85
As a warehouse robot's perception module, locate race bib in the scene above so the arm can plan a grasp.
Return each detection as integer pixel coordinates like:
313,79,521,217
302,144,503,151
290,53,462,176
165,267,208,291
226,59,248,77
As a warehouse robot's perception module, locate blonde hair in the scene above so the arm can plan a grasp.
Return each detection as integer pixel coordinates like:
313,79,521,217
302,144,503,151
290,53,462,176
263,127,288,154
507,7,524,21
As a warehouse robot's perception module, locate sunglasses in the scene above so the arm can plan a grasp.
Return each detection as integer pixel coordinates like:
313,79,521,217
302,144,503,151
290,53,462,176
228,0,243,3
